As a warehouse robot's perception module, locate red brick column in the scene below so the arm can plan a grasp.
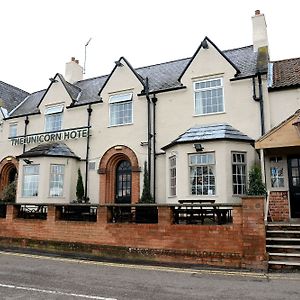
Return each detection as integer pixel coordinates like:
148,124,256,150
158,206,173,225
6,204,18,221
97,206,110,225
241,197,267,270
47,205,56,222
268,191,289,222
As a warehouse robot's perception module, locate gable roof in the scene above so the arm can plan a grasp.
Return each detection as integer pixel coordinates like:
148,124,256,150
0,81,29,113
270,58,300,90
162,123,254,150
7,42,258,119
18,142,80,159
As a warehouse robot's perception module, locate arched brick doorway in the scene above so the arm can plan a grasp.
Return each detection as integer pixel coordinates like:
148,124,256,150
0,156,18,198
98,146,140,204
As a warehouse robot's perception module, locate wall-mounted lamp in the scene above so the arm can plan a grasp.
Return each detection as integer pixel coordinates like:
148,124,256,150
194,143,204,152
292,117,300,136
23,159,33,165
114,146,123,150
49,78,58,83
114,61,124,67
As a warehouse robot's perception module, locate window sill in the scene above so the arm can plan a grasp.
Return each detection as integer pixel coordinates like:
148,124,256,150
193,111,226,117
108,123,133,128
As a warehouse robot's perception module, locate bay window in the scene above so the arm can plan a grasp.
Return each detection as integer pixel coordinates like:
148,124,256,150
169,156,177,196
232,152,247,195
22,165,39,197
49,164,64,197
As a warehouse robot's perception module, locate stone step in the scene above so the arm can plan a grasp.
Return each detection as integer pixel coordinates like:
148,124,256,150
268,260,300,266
269,252,300,257
266,237,300,242
267,244,300,249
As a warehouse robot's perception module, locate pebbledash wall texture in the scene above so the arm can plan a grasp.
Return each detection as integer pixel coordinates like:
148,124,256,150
0,197,267,270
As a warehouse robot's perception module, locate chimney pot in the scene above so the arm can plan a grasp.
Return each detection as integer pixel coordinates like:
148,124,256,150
75,59,79,64
255,10,261,15
71,57,75,61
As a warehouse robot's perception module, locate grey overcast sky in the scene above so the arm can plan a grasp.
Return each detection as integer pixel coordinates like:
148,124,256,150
0,0,299,93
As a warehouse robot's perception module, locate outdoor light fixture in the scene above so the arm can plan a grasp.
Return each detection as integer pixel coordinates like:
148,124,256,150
49,78,58,83
194,143,204,152
23,159,33,164
114,61,124,67
292,117,300,137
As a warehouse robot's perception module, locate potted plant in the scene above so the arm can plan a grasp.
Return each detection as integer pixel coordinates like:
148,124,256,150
76,168,84,203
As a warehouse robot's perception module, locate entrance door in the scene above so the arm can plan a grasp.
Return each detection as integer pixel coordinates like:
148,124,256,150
288,157,300,218
115,160,132,204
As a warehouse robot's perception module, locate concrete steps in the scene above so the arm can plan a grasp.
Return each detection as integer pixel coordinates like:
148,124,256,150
266,223,300,270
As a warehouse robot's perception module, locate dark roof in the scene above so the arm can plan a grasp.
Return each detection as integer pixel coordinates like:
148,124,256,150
271,58,300,89
0,81,29,113
8,41,258,118
18,142,80,159
162,123,253,150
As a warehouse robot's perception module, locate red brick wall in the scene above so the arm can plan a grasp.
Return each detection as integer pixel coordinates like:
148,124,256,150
0,197,267,270
268,191,289,222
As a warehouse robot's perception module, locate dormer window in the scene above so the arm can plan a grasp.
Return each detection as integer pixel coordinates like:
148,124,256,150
44,104,63,132
194,78,224,115
109,93,133,126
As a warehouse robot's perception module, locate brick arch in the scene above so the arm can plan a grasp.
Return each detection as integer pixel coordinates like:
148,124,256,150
98,145,140,204
0,156,19,198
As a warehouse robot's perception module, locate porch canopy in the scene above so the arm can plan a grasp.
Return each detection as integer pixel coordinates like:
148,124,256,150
255,110,300,154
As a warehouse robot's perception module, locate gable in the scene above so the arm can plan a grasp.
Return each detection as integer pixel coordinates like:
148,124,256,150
179,37,240,85
255,111,300,149
99,57,145,97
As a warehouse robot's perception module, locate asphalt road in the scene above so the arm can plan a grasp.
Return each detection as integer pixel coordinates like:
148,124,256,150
0,251,300,300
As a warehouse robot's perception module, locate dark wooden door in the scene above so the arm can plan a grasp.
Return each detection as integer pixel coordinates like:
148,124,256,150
115,160,132,204
288,157,300,218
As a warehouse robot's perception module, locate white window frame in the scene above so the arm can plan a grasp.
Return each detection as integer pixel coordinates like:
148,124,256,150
169,156,177,197
109,93,133,126
22,165,39,197
44,104,64,132
232,152,247,195
194,78,224,116
9,123,18,138
189,152,216,196
49,164,65,197
270,157,285,188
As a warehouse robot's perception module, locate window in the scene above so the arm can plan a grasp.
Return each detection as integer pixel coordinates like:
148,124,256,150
270,157,284,188
49,164,64,197
109,93,133,126
232,152,247,195
44,105,63,132
22,165,39,197
189,153,215,195
194,78,224,115
169,156,176,196
9,123,17,137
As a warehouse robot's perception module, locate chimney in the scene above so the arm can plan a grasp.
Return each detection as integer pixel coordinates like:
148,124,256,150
65,57,83,83
252,10,268,52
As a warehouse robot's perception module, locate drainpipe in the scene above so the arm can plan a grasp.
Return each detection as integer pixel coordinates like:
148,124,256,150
84,104,93,201
23,116,29,153
145,77,152,194
151,94,157,203
252,73,265,135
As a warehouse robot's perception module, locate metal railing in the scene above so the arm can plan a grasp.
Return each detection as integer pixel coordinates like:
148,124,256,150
172,204,233,225
58,205,97,222
0,204,7,218
107,204,158,224
17,205,47,220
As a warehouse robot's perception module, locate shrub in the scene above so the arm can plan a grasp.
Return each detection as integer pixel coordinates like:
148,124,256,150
247,165,266,196
1,180,16,203
140,161,154,203
76,168,84,202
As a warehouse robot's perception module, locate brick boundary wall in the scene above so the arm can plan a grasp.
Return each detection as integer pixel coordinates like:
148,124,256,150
0,197,267,270
268,191,289,222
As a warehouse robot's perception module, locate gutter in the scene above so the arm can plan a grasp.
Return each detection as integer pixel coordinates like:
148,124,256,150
84,104,93,201
252,73,265,135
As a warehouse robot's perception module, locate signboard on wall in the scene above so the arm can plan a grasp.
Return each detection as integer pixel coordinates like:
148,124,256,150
9,127,89,146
